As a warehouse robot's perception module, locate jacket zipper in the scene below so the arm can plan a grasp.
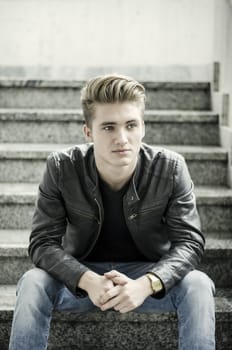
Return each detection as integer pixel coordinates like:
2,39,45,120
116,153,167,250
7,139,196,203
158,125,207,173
94,197,102,226
139,203,164,215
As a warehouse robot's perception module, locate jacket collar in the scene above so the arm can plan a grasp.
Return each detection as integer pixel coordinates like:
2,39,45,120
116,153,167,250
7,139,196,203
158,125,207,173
85,144,150,204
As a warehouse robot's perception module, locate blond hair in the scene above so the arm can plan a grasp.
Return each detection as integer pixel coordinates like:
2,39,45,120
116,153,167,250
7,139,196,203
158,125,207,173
81,73,146,126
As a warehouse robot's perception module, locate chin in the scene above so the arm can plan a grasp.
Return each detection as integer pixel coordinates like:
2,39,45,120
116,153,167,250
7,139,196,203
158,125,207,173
117,159,133,167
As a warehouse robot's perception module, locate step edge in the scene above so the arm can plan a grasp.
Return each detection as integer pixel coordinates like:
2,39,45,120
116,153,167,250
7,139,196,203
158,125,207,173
0,145,227,160
0,80,210,89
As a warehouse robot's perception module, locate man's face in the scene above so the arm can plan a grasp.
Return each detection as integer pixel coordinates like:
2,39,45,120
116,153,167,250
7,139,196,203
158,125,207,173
84,102,145,171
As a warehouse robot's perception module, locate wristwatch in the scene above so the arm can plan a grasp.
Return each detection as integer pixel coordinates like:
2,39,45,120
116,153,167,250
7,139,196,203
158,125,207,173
146,273,163,294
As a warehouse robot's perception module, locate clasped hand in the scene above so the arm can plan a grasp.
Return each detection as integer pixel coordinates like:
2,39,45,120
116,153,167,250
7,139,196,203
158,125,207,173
98,270,152,314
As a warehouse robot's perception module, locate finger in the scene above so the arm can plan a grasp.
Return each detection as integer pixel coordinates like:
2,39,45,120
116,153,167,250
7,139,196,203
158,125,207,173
100,286,120,304
100,294,121,311
117,305,133,314
110,276,128,285
104,270,121,278
104,271,129,284
114,300,137,313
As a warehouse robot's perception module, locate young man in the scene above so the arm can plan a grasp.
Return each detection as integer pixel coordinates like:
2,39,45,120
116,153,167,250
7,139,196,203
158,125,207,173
9,74,215,349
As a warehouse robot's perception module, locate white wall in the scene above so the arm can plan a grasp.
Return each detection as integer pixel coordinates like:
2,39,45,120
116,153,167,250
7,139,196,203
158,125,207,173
213,0,232,186
0,0,215,80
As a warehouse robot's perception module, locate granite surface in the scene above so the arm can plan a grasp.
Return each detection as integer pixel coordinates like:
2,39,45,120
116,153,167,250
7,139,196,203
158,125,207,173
144,110,218,122
0,109,220,145
0,160,45,183
198,205,232,233
0,119,219,145
0,87,82,109
188,160,227,186
0,144,227,160
0,203,34,229
0,235,232,285
0,109,218,121
0,156,227,186
0,257,33,284
0,297,231,350
0,120,86,143
144,121,219,145
145,85,210,110
0,82,210,110
0,78,231,348
0,187,232,231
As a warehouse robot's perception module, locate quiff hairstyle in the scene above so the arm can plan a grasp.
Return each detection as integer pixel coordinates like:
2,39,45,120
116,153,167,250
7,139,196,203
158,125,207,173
81,73,146,126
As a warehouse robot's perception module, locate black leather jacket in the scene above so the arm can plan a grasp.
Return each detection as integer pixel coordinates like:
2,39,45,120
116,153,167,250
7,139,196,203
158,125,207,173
29,143,204,296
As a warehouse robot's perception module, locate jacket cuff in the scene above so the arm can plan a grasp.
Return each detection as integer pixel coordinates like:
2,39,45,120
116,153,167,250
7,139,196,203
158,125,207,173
148,266,177,298
68,264,90,296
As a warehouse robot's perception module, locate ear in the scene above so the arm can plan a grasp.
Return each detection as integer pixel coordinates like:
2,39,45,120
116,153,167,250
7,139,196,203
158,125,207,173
142,120,145,139
83,124,93,141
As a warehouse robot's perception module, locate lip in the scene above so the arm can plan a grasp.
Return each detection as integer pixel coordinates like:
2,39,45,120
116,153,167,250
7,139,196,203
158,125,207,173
112,149,131,153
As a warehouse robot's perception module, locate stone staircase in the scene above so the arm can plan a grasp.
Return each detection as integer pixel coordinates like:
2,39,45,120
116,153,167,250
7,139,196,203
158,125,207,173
0,80,232,349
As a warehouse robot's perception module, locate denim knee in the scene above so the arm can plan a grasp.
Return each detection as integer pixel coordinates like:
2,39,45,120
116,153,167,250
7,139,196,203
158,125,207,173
173,270,215,311
181,270,215,296
16,268,63,304
174,270,215,349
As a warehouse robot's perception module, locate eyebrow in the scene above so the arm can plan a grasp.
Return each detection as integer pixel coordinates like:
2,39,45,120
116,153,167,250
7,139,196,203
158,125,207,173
99,119,139,126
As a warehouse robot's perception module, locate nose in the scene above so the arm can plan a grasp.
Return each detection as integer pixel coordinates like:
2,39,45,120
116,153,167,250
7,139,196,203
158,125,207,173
115,128,128,145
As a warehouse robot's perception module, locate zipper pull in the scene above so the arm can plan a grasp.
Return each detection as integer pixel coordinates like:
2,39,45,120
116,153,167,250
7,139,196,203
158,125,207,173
128,213,137,220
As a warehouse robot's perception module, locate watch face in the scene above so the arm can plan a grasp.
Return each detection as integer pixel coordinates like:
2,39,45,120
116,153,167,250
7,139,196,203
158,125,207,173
151,276,162,292
147,274,162,293
152,280,160,290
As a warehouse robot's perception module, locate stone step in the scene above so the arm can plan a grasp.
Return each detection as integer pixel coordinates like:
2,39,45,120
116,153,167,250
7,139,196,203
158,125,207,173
0,230,33,286
0,285,231,350
196,187,232,233
0,109,219,145
0,184,232,232
145,110,219,145
0,229,231,286
0,144,227,186
0,80,210,110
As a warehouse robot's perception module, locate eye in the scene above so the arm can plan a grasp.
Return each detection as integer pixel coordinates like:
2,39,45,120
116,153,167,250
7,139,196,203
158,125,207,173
127,123,137,129
103,125,114,131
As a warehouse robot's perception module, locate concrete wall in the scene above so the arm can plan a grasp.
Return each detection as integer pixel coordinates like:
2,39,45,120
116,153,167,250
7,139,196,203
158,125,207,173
212,0,232,186
0,0,215,80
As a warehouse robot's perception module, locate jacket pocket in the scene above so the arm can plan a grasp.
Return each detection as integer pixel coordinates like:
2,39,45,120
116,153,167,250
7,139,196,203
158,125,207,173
65,202,98,223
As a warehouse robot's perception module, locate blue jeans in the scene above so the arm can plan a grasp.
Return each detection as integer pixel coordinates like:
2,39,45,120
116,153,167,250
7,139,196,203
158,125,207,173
9,262,215,349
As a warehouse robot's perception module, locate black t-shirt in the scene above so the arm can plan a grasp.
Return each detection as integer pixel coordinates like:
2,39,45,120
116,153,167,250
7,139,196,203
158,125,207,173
86,177,148,262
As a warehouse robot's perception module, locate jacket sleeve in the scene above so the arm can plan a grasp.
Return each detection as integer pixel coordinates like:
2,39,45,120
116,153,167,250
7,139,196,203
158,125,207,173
28,153,89,295
149,155,205,296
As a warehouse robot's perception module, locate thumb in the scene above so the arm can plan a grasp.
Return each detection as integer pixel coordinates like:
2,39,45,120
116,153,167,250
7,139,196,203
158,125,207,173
104,270,129,285
110,276,128,285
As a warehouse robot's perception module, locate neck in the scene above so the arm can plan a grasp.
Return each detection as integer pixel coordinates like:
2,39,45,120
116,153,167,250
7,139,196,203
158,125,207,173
96,162,136,191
